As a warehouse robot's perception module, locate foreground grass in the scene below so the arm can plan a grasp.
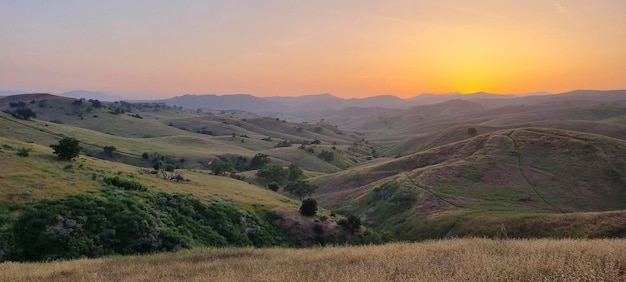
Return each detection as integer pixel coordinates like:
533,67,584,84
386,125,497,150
1,238,624,281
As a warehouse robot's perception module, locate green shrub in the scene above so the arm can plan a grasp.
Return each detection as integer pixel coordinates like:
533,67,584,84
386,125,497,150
4,189,291,262
50,137,82,160
103,176,147,191
16,148,31,157
338,215,361,234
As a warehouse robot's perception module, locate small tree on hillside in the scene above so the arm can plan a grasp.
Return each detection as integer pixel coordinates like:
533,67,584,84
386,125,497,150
256,163,287,184
11,107,37,120
284,180,317,201
300,198,318,216
287,164,304,181
90,99,102,108
249,153,270,170
339,214,361,234
210,159,234,175
50,137,82,160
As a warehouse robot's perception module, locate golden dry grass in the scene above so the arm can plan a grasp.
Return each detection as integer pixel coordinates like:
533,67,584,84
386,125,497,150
1,238,624,281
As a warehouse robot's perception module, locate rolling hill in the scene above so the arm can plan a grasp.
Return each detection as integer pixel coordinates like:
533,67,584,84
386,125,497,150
313,128,626,239
0,94,373,173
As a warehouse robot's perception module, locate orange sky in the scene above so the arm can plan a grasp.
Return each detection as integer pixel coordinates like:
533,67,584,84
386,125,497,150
1,1,625,98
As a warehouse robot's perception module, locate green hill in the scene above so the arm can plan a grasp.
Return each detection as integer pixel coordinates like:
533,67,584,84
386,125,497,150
313,128,626,239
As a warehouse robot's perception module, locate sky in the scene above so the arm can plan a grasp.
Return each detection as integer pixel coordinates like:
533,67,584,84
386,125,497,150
1,0,626,99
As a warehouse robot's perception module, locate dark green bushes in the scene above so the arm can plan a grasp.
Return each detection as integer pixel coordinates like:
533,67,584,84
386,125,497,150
0,188,289,262
103,176,147,191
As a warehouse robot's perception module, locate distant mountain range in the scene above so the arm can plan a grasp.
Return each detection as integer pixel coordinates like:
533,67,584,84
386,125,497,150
157,91,555,113
4,89,624,114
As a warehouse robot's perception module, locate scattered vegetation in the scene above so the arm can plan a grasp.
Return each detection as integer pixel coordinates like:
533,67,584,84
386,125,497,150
16,147,31,157
9,107,37,120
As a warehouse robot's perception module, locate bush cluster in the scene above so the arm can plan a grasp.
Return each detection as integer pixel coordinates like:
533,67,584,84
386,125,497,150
103,176,147,191
0,188,289,261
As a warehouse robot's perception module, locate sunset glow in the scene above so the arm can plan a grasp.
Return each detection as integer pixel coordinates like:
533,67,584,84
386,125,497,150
1,1,625,98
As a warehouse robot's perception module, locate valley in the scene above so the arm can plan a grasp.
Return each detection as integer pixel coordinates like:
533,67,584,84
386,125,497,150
0,90,624,266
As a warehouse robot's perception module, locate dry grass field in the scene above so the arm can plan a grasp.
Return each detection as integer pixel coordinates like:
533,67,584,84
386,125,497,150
1,238,624,281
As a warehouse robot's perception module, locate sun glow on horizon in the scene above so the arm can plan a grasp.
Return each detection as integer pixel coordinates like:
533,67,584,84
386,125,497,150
1,1,625,98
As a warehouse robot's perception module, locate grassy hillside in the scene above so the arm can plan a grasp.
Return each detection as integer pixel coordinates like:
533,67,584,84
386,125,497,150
0,137,292,207
1,238,624,281
0,94,374,174
0,94,195,138
313,128,626,239
317,96,626,155
384,119,626,158
0,111,254,169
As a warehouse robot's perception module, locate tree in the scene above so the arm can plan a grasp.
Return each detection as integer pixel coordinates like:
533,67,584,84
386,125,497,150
50,137,82,160
284,180,317,201
90,99,102,108
339,214,361,234
210,159,234,175
256,163,287,184
300,198,317,216
249,153,270,170
267,183,280,192
287,164,304,181
11,107,37,120
16,147,32,157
